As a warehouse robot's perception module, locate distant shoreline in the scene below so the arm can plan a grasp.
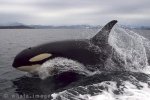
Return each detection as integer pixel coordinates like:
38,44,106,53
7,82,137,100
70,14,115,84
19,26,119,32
0,25,99,29
0,25,150,30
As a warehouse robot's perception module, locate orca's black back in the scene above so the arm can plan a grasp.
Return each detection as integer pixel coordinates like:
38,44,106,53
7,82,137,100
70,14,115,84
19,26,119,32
32,39,101,65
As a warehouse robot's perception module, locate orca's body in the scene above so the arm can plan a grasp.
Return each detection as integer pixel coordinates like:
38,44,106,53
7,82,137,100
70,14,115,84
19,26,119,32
12,20,117,72
35,40,101,65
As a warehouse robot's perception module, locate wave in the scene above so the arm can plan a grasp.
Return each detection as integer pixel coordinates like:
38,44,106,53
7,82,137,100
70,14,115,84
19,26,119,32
36,57,99,79
51,71,150,100
107,26,150,72
52,81,150,100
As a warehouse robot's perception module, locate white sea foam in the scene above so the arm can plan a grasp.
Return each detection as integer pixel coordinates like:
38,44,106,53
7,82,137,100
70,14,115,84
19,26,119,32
52,81,150,100
107,26,150,73
36,57,98,79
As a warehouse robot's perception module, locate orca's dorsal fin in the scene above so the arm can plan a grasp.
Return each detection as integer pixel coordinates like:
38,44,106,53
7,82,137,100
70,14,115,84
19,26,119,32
91,20,117,46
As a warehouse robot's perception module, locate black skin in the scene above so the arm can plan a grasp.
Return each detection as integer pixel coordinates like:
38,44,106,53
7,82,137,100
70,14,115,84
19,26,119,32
12,20,117,68
13,39,103,68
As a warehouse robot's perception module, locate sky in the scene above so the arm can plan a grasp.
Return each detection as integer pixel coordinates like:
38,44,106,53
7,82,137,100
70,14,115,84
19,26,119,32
0,0,150,26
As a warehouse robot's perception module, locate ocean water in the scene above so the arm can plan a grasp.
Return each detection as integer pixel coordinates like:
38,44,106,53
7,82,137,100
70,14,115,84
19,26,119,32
0,28,150,100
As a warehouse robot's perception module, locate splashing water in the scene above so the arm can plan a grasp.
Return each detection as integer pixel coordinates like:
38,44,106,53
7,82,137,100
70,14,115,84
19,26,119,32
36,57,98,79
51,81,150,100
107,26,150,73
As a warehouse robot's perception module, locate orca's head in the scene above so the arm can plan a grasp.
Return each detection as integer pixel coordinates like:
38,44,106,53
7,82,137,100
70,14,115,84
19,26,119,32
12,47,53,73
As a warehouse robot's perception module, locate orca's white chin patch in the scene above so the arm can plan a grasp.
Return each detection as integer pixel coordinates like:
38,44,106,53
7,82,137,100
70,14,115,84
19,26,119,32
17,65,41,73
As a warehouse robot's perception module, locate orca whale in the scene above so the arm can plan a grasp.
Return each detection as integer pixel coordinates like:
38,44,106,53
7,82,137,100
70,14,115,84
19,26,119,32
12,20,117,73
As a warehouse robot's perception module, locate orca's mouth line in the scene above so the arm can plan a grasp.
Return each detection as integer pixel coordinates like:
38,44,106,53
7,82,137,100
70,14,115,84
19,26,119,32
17,64,41,73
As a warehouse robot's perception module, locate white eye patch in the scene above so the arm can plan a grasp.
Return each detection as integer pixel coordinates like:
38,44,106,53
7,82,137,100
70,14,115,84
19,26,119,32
29,53,52,62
